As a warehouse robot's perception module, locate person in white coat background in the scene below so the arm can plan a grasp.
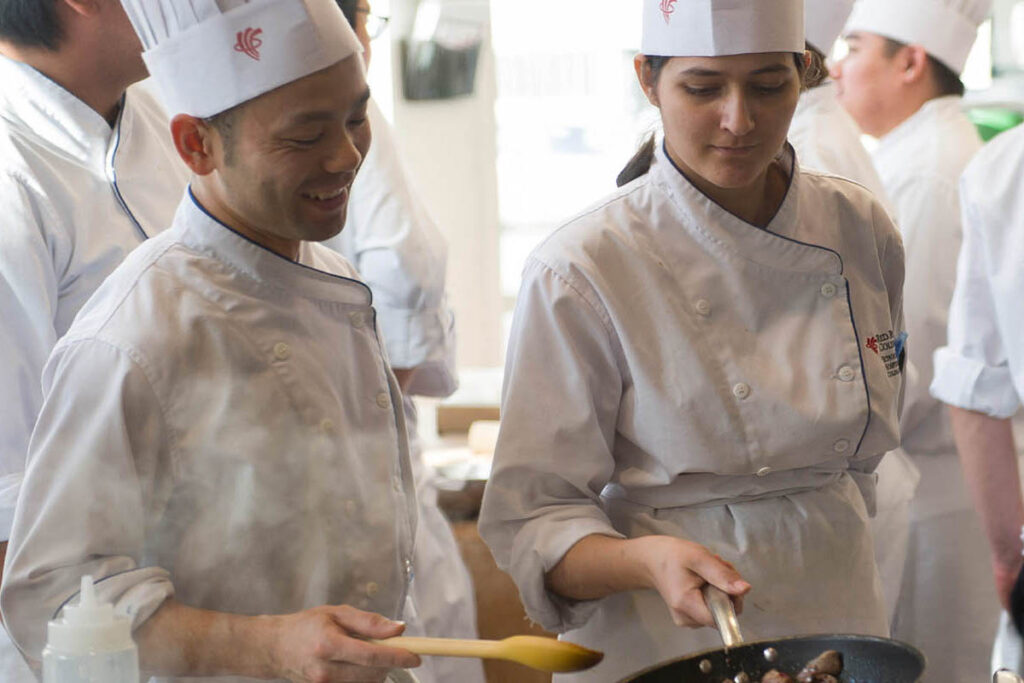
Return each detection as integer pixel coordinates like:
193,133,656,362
790,0,915,627
931,123,1024,677
327,3,483,682
0,0,188,678
789,0,890,204
832,1,995,679
479,1,906,680
0,1,425,680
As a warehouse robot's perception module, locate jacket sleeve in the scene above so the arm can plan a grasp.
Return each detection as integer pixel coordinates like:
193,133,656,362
931,174,1020,418
0,339,174,662
0,176,63,541
889,175,963,437
326,100,456,398
478,258,624,633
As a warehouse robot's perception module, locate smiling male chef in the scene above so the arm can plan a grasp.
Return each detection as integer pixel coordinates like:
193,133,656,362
0,0,424,680
831,0,993,679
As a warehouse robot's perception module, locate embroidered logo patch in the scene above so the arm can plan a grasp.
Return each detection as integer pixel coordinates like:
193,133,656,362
660,0,678,24
866,330,906,377
234,27,264,61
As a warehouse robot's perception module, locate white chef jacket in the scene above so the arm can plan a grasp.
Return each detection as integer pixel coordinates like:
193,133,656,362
789,80,913,624
324,99,481,683
0,56,187,540
0,56,188,682
931,124,1024,677
874,95,995,681
0,193,418,683
479,141,905,682
789,81,891,211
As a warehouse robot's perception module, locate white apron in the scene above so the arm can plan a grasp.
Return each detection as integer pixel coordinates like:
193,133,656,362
480,143,905,681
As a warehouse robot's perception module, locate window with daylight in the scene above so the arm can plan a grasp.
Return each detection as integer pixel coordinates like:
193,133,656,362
490,0,656,348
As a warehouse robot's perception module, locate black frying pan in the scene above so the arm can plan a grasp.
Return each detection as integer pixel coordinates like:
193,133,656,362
618,633,925,682
620,586,924,682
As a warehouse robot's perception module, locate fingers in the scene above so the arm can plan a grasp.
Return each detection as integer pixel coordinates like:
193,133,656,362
329,605,407,639
314,607,421,670
693,550,751,598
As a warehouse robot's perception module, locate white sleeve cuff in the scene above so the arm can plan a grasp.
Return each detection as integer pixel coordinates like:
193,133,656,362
0,472,23,542
931,347,1020,418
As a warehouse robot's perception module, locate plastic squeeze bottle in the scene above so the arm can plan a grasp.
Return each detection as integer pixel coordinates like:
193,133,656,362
42,575,139,683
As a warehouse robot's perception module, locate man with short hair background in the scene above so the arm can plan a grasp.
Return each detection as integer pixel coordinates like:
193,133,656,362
832,0,995,679
0,0,188,677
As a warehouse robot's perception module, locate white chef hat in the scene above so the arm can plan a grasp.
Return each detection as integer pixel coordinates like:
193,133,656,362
844,0,992,74
120,0,363,118
641,0,804,57
805,0,855,53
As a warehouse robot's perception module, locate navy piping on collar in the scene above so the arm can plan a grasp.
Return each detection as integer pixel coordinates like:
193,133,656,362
186,188,374,305
108,94,148,242
660,139,847,275
659,140,873,458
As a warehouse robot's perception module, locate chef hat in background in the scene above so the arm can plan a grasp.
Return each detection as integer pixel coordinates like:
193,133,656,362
844,0,992,74
120,0,363,118
805,0,855,54
641,0,804,57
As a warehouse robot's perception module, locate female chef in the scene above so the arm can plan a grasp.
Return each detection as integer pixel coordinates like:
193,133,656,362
479,0,906,680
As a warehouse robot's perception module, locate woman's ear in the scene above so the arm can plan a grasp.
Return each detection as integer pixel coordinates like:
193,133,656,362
634,54,660,107
170,114,219,176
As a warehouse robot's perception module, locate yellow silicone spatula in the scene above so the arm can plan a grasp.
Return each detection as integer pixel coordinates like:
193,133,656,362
371,635,604,673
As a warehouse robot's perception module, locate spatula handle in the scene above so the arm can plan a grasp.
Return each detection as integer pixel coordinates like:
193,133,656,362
370,636,499,659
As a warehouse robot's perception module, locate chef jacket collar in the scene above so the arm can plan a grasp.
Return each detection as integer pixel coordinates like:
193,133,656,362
653,140,844,275
0,54,120,169
178,188,372,306
874,95,965,158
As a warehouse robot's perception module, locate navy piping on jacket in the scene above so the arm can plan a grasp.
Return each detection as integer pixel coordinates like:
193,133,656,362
186,188,375,304
660,139,875,458
107,96,149,242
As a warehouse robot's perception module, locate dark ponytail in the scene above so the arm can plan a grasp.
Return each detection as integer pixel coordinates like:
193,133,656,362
616,56,669,187
616,134,657,187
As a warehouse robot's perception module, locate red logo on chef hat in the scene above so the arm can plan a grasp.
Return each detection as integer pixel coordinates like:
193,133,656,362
660,0,678,24
234,27,264,61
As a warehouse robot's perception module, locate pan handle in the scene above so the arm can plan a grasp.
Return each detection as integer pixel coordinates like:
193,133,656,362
701,584,744,648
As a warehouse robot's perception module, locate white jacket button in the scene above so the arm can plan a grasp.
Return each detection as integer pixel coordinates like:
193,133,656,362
273,342,291,360
756,466,772,477
820,283,838,298
319,418,336,434
838,366,857,382
376,392,390,409
365,581,380,597
344,500,358,516
695,299,712,317
833,438,850,453
349,311,365,328
732,383,751,400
